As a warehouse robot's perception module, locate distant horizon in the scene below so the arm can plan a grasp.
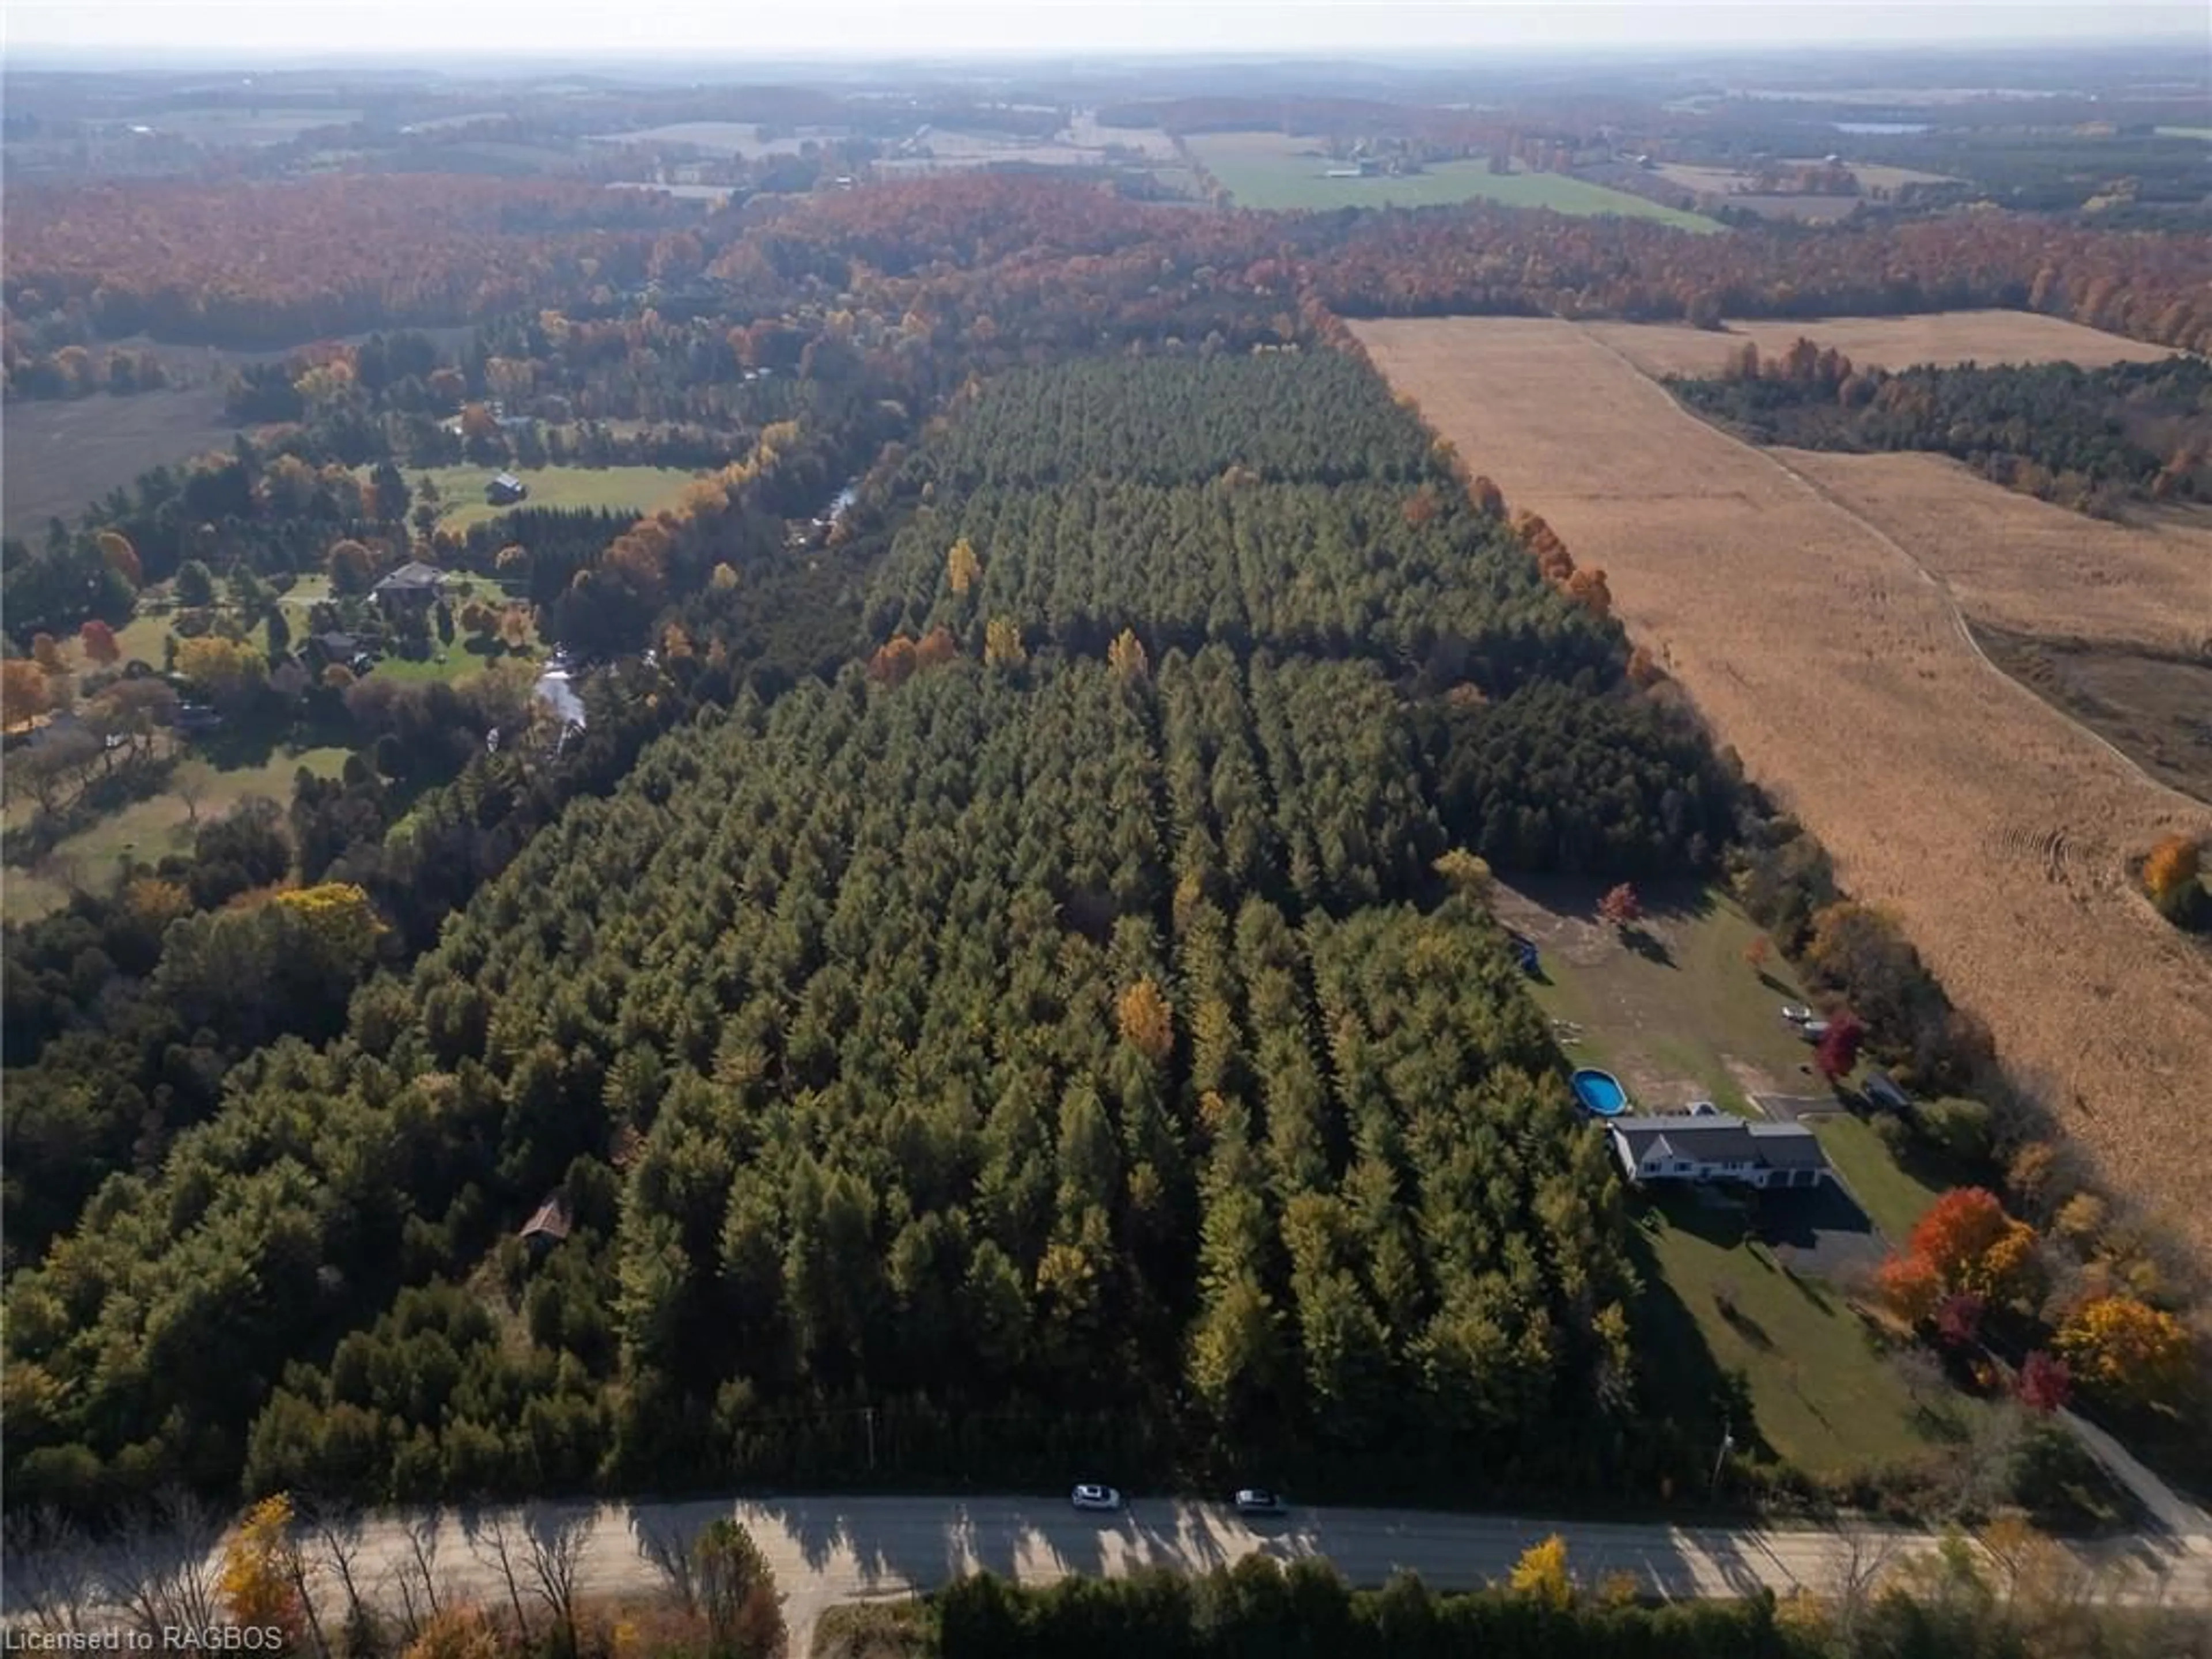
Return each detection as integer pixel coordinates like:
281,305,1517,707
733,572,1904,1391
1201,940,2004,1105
7,1,2207,65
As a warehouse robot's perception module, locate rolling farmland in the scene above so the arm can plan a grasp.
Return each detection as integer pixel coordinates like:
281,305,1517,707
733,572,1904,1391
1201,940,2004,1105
1354,314,2212,1260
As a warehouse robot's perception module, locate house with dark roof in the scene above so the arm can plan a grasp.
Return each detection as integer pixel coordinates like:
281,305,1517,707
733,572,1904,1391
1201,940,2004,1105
372,560,447,613
1608,1113,1832,1191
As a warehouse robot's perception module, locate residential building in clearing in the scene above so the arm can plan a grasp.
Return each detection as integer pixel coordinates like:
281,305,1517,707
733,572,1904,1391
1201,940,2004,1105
1608,1113,1832,1191
372,560,448,612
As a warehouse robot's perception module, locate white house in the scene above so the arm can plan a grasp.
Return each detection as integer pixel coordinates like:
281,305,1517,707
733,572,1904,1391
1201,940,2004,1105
1608,1114,1832,1191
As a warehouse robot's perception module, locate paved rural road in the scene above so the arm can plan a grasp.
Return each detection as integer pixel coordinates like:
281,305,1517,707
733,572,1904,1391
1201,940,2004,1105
13,1494,2212,1653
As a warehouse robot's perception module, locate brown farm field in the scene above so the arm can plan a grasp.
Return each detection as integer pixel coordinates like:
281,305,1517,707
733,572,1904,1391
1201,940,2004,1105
1583,310,2183,378
3,385,236,540
1778,449,2212,656
1354,315,2212,1260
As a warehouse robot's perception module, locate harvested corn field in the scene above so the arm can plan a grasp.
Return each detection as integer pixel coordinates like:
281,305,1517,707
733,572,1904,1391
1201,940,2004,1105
1353,315,2212,1260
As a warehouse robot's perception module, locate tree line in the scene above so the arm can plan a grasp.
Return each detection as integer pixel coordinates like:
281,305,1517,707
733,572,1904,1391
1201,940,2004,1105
1673,346,2210,516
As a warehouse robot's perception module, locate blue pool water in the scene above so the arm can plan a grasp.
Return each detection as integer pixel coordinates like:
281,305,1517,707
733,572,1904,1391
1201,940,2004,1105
1570,1068,1630,1117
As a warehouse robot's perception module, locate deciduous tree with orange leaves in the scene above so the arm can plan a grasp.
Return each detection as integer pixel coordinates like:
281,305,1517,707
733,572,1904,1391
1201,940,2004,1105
1880,1187,2041,1325
2142,834,2203,923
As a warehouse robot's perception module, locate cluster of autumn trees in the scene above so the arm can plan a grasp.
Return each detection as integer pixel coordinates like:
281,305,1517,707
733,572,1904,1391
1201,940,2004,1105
2,176,700,348
1677,349,2211,514
1877,1185,2196,1421
1300,208,2212,353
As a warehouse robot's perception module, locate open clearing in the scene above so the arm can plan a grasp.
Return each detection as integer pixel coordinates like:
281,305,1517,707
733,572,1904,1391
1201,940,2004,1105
1355,315,2212,1262
1184,132,1721,228
1493,879,1827,1117
3,746,349,925
399,464,700,533
1583,311,2182,378
3,387,236,540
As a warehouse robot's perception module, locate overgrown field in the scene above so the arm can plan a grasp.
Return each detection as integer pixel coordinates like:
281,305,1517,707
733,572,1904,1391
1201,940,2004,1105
1353,315,2212,1262
6,353,1745,1514
1184,132,1721,229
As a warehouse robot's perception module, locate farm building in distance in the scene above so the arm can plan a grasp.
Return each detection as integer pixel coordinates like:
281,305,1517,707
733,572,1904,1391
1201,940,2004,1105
1608,1114,1833,1191
486,471,528,506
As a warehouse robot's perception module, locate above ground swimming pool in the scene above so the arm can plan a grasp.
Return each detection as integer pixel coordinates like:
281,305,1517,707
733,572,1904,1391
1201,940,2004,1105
1570,1067,1629,1117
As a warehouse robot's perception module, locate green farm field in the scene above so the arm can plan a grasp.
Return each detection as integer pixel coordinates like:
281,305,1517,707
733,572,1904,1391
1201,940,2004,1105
1184,131,1722,229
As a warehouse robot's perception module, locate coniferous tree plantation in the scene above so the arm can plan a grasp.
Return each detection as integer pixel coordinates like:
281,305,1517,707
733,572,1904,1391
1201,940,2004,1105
6,350,1733,1514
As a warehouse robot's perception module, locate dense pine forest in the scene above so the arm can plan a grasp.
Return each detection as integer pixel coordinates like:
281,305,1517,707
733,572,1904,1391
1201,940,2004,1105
3,351,1737,1513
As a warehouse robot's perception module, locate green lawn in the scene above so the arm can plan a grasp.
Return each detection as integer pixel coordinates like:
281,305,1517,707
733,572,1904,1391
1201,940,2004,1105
2155,126,2212,141
3,746,349,923
1502,881,1827,1116
1185,132,1722,230
399,464,701,535
1809,1113,1946,1245
1637,1196,1965,1474
111,575,336,671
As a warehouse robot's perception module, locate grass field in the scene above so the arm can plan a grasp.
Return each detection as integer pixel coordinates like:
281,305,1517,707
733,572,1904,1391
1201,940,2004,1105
1637,1196,1959,1473
2156,127,2212,141
1355,313,2212,1264
1183,132,1721,229
400,464,700,534
4,746,349,924
1496,881,1825,1116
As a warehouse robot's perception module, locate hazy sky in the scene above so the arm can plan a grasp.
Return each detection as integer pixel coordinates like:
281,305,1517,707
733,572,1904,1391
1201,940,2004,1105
7,0,2205,59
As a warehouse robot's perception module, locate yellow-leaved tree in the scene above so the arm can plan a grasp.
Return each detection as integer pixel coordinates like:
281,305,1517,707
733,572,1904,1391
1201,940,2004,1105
946,537,982,597
2056,1295,2192,1408
1117,978,1175,1065
1107,628,1149,685
1509,1534,1574,1609
218,1493,303,1643
983,617,1026,670
274,883,386,979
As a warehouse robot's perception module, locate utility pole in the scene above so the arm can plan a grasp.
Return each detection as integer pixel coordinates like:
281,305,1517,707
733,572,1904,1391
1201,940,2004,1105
1710,1417,1734,1502
863,1406,877,1474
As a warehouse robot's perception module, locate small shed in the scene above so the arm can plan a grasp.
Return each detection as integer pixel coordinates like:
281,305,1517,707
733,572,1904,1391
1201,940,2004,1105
520,1192,573,1256
486,472,529,507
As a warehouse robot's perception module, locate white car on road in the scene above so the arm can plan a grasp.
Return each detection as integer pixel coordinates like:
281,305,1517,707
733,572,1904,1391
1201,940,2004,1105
1070,1483,1124,1513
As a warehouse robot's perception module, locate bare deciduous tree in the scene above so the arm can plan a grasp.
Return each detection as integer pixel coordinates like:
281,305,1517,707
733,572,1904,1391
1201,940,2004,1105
522,1509,593,1656
387,1509,446,1641
464,1512,533,1642
3,1506,102,1631
634,1516,700,1613
107,1486,222,1639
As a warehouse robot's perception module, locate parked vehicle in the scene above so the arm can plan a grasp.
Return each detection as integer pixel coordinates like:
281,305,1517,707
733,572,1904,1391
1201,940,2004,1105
1233,1487,1285,1517
1071,1483,1124,1513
